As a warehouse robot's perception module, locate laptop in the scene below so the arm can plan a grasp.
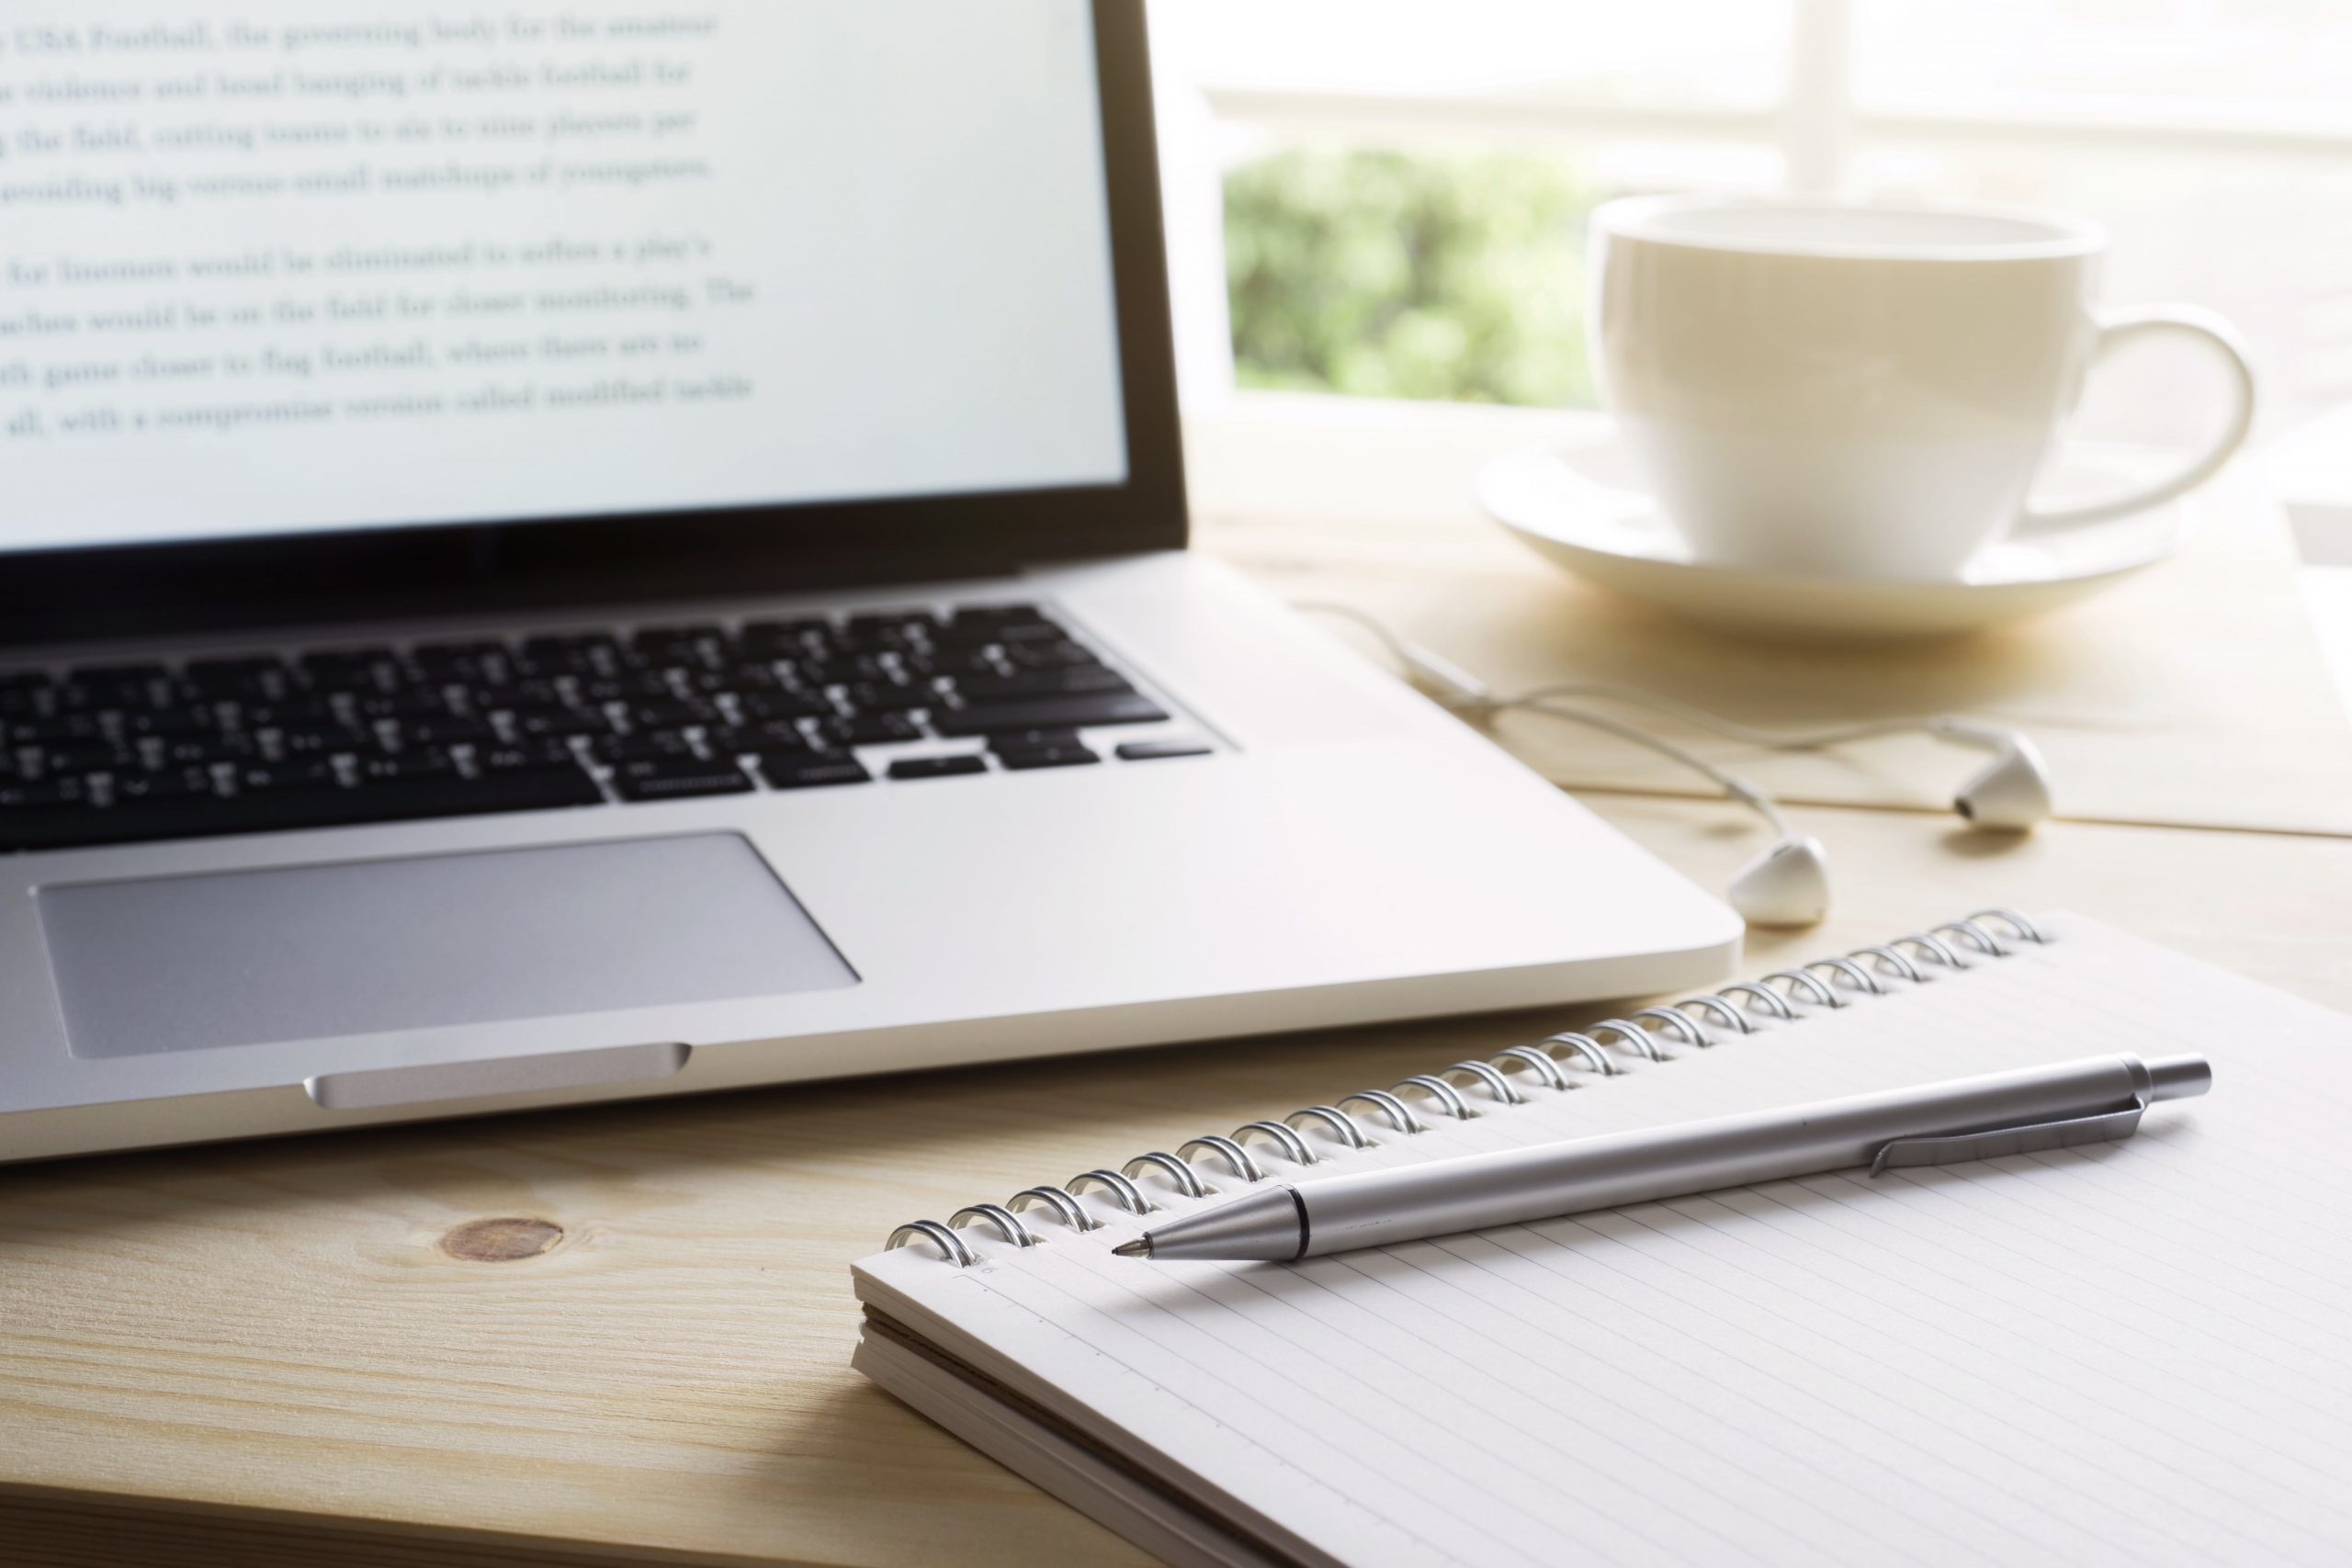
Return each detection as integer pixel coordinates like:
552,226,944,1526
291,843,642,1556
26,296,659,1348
0,0,1739,1163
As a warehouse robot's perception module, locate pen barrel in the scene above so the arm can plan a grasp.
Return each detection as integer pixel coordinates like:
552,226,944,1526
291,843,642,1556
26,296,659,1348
1298,1054,2163,1258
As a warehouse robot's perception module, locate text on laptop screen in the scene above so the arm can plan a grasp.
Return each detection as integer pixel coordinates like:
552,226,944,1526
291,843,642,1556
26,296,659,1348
0,0,1127,554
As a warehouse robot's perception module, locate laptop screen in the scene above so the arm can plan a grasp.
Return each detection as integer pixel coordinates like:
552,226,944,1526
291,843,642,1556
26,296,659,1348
0,0,1129,556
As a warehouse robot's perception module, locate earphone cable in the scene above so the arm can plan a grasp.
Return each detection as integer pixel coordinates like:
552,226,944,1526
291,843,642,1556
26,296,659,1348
1501,680,1938,751
1292,600,1982,758
1289,599,2051,924
1288,601,1792,836
1503,697,1794,838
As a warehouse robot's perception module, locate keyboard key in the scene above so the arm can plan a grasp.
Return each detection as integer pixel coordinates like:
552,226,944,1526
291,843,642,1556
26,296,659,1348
234,761,343,797
609,756,754,802
55,684,157,715
817,713,921,748
113,705,219,741
1,776,88,809
150,734,258,768
7,713,104,747
0,685,51,720
185,655,281,676
355,751,461,784
505,707,607,741
573,671,677,704
297,646,397,683
842,680,933,714
737,689,833,723
513,650,613,681
1002,637,1105,669
519,631,618,661
628,698,715,731
898,648,1001,682
435,764,605,814
65,660,169,692
758,751,870,790
737,617,831,655
233,696,342,730
988,620,1072,644
1116,739,1214,761
949,667,1130,703
113,766,215,804
798,654,894,688
184,656,288,697
630,624,729,660
691,662,781,694
932,692,1169,738
984,728,1082,752
353,691,456,722
595,730,696,763
947,603,1046,625
841,612,939,651
932,621,1064,650
476,739,581,773
933,605,1059,647
40,741,135,774
995,745,1100,772
467,680,568,712
704,720,816,755
407,639,513,682
888,754,989,781
387,715,499,748
270,725,368,759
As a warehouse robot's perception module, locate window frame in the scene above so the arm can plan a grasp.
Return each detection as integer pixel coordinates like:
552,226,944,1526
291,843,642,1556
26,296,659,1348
1162,0,2352,411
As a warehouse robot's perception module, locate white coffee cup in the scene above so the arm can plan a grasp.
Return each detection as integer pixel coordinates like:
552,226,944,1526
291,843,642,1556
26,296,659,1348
1589,197,2256,580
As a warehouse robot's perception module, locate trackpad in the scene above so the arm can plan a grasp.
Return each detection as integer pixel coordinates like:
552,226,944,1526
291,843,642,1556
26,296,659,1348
37,834,858,1058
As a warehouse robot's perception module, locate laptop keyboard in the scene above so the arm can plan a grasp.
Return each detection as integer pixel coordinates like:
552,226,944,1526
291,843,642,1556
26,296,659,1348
0,604,1206,853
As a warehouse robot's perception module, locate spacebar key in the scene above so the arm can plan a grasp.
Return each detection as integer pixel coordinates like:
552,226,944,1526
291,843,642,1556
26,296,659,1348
1,767,605,852
356,764,608,822
932,692,1170,737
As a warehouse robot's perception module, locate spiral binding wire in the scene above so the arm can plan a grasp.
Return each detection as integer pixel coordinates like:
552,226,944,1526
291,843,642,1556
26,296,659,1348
885,908,2048,1265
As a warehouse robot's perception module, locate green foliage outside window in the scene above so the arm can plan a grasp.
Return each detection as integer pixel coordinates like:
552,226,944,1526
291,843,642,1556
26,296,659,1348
1223,147,1599,408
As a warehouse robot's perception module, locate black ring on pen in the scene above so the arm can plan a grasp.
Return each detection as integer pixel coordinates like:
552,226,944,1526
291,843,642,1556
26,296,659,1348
1288,1184,1311,1261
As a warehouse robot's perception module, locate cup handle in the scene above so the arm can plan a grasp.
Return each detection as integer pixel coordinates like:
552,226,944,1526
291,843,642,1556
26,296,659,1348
2017,304,2256,531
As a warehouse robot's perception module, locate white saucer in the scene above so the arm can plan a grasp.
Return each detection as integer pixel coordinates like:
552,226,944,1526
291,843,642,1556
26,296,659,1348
1476,433,2195,641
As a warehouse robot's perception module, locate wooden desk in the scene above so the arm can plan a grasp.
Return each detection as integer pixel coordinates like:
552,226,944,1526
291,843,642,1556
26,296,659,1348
6,800,2350,1568
7,427,2352,1566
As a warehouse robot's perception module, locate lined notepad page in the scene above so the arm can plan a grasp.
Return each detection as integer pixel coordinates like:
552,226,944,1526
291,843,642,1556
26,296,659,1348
855,915,2352,1568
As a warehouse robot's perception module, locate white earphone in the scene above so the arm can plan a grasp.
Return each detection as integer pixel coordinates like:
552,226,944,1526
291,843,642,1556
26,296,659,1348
1928,717,2055,831
1297,604,2057,929
1720,721,2052,927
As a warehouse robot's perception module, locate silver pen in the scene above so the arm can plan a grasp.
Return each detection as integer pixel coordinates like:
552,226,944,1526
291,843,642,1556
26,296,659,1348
1114,1053,2211,1262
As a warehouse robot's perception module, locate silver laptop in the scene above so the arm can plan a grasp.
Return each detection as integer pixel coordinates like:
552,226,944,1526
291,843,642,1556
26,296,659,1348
0,1,1738,1162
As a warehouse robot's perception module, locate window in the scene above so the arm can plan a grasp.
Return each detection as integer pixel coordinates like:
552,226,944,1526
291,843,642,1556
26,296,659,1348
1150,1,2352,443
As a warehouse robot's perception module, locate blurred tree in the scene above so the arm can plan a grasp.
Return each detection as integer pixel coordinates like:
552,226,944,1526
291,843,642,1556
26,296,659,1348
1224,147,1597,407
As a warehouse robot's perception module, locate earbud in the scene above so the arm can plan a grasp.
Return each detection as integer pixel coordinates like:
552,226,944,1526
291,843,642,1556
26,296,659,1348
1954,738,2054,829
1930,720,2054,830
1728,834,1833,929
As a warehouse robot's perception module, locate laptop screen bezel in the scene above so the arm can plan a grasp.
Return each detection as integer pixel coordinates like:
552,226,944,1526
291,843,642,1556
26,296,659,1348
0,0,1183,650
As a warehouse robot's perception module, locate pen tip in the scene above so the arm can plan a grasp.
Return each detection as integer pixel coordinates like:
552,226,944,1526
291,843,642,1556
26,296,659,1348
1112,1238,1150,1258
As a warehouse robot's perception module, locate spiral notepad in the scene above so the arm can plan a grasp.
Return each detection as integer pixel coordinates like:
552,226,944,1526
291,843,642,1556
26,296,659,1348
852,910,2352,1568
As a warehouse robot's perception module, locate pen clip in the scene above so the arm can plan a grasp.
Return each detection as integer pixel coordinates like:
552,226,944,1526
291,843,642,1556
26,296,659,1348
1869,1096,2147,1177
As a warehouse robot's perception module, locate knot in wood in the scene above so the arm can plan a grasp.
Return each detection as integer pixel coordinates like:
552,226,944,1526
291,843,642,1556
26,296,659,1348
441,1216,563,1262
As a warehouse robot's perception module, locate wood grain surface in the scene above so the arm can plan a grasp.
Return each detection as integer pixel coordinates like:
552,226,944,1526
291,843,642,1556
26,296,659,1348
5,796,2349,1568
